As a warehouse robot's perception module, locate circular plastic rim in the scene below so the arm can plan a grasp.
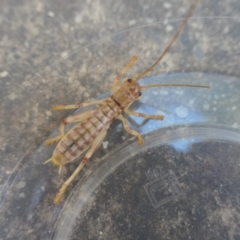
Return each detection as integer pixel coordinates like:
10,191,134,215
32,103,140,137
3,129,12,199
52,123,240,240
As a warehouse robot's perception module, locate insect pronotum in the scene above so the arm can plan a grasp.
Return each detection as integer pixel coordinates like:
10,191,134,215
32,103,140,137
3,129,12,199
45,0,208,204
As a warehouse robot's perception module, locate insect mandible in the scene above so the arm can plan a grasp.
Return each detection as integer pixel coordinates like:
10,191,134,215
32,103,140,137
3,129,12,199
45,0,208,204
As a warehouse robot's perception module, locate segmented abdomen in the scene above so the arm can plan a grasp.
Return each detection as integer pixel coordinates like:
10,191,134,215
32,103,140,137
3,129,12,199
52,98,121,164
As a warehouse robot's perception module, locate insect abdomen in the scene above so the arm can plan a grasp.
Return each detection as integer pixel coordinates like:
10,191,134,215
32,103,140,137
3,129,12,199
52,98,121,165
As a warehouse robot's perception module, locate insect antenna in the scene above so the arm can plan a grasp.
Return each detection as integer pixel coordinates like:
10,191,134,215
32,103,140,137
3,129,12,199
133,0,199,82
141,83,210,91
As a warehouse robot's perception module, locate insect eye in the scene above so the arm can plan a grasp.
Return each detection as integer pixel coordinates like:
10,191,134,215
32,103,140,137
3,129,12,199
127,79,132,83
139,92,142,96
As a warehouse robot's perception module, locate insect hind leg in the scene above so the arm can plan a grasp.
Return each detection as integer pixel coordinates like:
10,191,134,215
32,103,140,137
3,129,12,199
53,128,107,204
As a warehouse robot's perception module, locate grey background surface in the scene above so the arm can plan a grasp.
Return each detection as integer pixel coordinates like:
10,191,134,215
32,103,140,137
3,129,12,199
1,0,240,238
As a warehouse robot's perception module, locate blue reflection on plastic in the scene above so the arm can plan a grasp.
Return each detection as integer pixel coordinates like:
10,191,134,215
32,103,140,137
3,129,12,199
29,178,46,212
170,138,199,153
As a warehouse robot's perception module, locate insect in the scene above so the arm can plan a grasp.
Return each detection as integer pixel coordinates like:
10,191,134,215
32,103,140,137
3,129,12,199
45,0,208,204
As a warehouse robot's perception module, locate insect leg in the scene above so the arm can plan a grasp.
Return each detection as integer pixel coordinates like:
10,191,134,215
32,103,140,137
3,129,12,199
53,128,107,204
112,55,138,91
44,110,93,145
52,99,104,110
117,114,144,145
125,108,165,120
44,121,65,146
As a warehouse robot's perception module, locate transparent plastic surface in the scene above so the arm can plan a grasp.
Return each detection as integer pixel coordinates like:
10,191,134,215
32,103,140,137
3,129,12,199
54,125,240,240
1,72,240,240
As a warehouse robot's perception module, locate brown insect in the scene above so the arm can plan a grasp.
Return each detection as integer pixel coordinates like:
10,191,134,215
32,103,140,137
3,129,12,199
45,0,207,204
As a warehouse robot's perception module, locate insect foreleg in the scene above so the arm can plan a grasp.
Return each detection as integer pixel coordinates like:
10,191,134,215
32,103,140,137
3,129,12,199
52,99,104,110
117,114,144,145
112,55,138,91
44,110,93,146
124,108,164,121
53,128,107,204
